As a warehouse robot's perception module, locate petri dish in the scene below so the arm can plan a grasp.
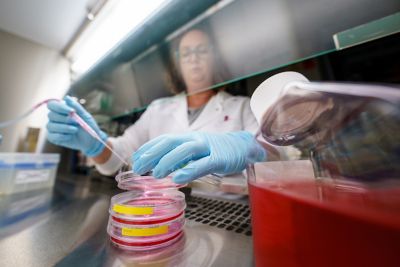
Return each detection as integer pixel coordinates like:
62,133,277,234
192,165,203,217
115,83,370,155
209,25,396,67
110,190,186,221
107,213,185,250
116,171,187,190
108,231,187,263
109,171,187,251
110,230,184,251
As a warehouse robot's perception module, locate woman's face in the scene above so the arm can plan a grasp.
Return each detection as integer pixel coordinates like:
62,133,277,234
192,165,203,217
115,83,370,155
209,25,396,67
178,30,214,94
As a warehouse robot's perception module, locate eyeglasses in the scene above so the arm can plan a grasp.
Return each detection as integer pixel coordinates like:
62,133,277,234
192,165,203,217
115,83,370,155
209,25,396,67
176,45,213,62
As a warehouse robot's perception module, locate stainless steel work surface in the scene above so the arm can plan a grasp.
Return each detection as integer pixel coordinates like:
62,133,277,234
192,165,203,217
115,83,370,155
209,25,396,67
0,175,253,267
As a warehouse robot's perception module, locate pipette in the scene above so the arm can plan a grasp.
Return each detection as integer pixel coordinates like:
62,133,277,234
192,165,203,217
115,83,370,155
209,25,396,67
68,111,130,166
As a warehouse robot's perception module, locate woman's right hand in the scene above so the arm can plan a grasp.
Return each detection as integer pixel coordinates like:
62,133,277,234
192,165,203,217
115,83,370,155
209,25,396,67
46,96,107,157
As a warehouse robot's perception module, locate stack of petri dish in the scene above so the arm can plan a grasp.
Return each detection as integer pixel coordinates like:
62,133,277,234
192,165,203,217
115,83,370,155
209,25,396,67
107,171,187,250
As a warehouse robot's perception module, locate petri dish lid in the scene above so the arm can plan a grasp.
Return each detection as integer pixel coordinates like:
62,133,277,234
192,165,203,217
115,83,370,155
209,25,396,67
110,190,186,221
116,171,187,190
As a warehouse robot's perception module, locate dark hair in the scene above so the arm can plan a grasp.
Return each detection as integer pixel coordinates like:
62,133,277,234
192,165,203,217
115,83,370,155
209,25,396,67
163,21,230,94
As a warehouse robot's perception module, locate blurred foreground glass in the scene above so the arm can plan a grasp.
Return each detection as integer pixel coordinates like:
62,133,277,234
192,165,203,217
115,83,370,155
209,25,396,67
248,74,400,267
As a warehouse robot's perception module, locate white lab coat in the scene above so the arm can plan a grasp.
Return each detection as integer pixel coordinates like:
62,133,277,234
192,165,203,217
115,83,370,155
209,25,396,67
96,91,259,175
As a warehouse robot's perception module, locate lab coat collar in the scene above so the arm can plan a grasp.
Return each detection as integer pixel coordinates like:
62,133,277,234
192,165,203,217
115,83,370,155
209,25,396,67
171,91,229,130
189,90,227,130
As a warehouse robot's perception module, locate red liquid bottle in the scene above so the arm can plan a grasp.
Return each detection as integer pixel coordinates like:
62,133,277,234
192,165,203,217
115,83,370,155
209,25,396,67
248,163,400,267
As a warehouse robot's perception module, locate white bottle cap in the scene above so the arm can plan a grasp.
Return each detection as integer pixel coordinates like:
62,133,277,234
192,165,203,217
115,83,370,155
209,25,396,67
250,72,309,124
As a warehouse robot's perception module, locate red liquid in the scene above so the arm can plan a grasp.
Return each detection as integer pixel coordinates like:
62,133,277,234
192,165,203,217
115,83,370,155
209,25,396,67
249,179,400,267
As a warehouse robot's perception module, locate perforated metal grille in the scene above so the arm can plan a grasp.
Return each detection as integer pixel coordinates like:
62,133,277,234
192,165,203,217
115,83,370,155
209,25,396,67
185,195,252,236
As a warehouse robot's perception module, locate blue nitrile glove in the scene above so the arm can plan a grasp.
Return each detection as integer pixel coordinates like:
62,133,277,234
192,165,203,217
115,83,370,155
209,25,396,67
46,96,107,157
132,131,266,184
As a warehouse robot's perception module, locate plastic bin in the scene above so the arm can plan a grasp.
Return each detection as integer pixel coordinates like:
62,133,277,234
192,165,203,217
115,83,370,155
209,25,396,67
0,153,60,195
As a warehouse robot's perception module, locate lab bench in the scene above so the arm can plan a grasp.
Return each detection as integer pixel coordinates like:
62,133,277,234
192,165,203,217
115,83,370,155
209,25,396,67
0,174,253,267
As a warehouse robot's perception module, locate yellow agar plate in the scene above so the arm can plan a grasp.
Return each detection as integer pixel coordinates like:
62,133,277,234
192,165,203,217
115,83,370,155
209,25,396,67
113,204,154,215
122,225,169,237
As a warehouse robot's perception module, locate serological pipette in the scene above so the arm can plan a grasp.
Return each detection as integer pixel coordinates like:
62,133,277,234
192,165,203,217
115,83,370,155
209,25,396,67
68,111,129,166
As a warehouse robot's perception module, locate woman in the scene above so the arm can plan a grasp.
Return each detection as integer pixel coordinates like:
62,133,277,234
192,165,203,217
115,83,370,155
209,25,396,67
46,24,260,176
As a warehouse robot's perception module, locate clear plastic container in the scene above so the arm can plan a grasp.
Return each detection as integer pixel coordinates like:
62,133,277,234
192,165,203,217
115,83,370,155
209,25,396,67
107,213,185,250
110,190,186,221
115,171,187,190
0,153,60,195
